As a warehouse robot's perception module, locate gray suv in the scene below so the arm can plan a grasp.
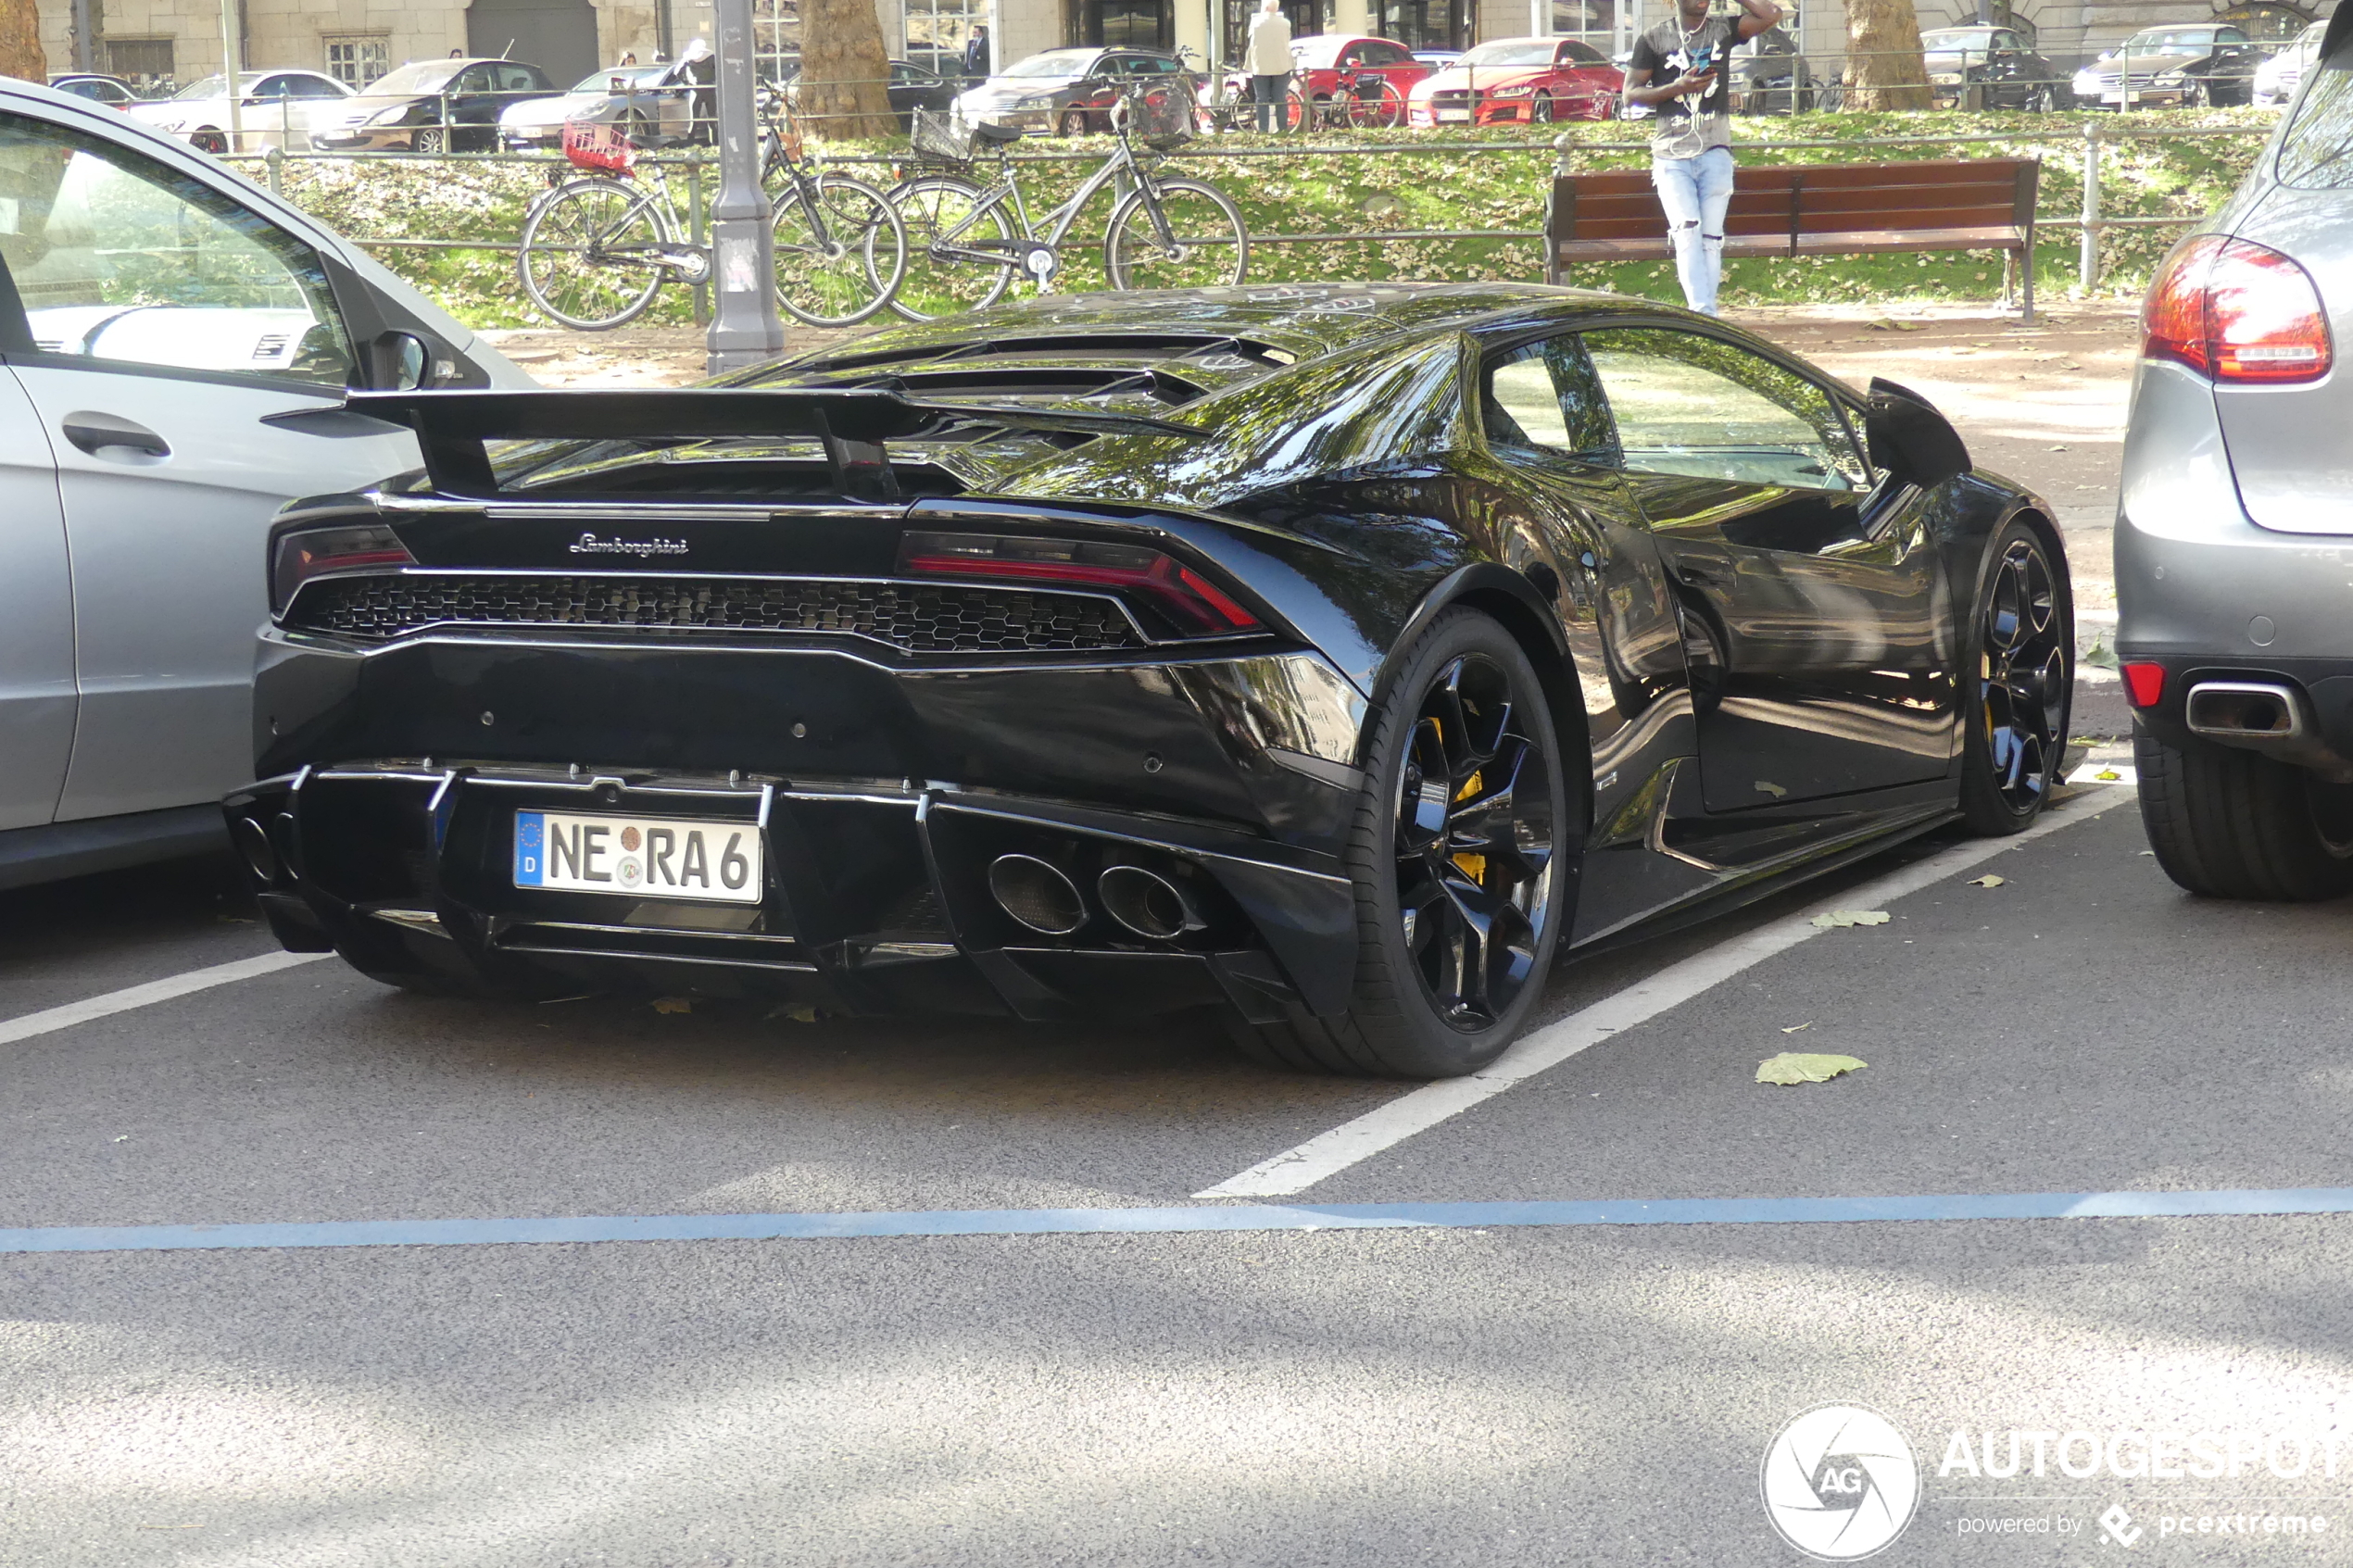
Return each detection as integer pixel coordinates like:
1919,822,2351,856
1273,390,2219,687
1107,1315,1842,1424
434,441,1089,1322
2117,6,2353,898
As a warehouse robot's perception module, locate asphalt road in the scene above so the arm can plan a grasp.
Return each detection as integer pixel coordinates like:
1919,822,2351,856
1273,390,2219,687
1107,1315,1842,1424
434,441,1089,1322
6,783,2352,1567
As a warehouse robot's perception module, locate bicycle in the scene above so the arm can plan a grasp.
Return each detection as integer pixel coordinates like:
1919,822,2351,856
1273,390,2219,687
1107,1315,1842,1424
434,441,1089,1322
517,112,906,331
887,80,1248,323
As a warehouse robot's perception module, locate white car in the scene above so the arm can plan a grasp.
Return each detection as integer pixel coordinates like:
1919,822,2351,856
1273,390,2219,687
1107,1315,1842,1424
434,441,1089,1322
125,69,352,152
2254,19,2328,107
500,61,703,152
0,77,534,891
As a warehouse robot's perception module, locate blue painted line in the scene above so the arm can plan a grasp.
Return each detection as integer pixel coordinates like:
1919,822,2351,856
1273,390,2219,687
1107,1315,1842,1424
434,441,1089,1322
5,1187,2353,1254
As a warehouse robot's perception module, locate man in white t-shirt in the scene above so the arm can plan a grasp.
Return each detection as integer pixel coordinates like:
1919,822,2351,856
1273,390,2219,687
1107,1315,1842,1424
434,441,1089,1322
1246,0,1294,133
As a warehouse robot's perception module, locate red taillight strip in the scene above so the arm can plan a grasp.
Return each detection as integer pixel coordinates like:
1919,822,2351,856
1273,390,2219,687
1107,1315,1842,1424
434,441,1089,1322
902,546,1261,634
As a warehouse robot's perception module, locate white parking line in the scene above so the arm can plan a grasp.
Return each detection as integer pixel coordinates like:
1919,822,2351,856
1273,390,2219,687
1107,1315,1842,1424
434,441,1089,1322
1197,786,2139,1199
0,950,329,1048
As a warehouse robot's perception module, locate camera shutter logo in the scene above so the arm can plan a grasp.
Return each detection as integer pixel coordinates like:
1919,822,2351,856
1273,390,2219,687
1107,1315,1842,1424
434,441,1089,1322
1760,1404,1921,1560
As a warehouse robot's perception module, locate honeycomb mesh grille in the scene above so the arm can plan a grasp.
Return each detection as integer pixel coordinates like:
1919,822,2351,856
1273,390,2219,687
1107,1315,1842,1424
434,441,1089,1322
286,573,1142,654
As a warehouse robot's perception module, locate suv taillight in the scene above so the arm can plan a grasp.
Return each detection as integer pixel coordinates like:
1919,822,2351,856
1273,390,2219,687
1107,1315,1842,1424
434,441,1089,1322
2143,233,2334,385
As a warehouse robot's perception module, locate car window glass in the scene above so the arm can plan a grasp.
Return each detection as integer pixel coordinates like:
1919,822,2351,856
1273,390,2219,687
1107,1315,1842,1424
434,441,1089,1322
2219,27,2247,43
2280,60,2353,187
250,75,292,98
1373,42,1413,65
1482,337,1613,458
1560,41,1606,65
0,111,354,386
291,75,342,97
455,65,494,92
1581,328,1868,492
502,66,541,93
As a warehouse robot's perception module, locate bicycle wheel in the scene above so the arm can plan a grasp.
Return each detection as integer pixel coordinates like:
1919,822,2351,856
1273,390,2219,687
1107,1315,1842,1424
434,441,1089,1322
1346,81,1403,129
1104,177,1249,292
888,175,1018,322
772,173,907,328
518,178,669,331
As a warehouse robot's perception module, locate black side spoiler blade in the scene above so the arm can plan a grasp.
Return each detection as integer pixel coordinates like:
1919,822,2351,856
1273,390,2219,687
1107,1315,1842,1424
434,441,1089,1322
343,387,1202,501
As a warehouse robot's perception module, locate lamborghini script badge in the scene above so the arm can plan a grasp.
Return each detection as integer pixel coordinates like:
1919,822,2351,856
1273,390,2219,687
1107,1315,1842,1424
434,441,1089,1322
569,532,689,558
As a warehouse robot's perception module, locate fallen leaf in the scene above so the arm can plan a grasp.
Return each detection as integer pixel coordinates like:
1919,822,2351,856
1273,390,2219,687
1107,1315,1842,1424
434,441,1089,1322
1757,1051,1869,1085
2095,769,2121,781
768,1002,819,1023
2047,445,2070,452
1968,874,2006,887
1810,909,1891,928
1754,779,1789,798
651,997,693,1014
1780,1021,1814,1034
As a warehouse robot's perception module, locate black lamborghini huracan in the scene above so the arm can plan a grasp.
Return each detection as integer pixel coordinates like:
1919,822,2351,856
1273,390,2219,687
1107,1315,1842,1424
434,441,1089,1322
228,283,2072,1079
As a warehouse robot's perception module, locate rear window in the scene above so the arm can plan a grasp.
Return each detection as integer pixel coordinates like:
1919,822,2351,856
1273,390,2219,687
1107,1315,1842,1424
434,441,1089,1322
2279,59,2353,188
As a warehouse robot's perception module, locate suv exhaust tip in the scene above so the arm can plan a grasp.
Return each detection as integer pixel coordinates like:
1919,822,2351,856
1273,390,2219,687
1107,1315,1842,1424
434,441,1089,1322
2186,681,2306,740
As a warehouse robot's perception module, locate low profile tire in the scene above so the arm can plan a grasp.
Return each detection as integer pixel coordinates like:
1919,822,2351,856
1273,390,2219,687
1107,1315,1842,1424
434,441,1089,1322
1531,91,1557,122
1228,608,1574,1079
190,128,227,153
1959,521,2073,835
2134,730,2353,900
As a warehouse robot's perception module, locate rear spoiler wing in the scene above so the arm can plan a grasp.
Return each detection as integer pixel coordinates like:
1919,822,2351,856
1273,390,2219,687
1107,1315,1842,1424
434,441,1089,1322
338,387,1201,502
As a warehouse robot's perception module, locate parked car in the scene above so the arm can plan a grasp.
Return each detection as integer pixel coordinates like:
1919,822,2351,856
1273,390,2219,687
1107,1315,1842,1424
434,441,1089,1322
2253,18,2329,106
784,57,961,131
0,77,531,895
1729,25,1812,114
1223,33,1432,128
311,57,557,153
126,69,352,152
501,59,711,151
2116,6,2353,901
1405,36,1619,125
230,282,2068,1078
1411,48,1463,69
953,45,1191,135
1920,23,2061,111
46,73,143,109
2071,24,2264,108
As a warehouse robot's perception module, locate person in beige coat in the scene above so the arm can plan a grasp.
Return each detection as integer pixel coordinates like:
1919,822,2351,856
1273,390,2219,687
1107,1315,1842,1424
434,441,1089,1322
1247,0,1294,133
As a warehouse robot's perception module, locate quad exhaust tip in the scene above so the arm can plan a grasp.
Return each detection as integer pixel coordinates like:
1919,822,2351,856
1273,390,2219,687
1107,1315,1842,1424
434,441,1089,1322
2186,681,2305,740
988,854,1087,935
1098,865,1203,941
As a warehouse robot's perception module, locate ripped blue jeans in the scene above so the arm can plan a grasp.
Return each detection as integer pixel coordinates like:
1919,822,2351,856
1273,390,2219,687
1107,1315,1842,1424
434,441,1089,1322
1651,146,1735,316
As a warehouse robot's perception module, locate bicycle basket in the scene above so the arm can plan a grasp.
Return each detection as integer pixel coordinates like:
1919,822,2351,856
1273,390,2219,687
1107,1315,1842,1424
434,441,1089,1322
909,107,979,165
1123,81,1199,150
562,117,637,173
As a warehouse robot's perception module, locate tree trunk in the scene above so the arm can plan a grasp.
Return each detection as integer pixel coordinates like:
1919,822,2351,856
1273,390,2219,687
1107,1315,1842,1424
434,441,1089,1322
0,0,47,84
1844,0,1931,111
799,0,898,141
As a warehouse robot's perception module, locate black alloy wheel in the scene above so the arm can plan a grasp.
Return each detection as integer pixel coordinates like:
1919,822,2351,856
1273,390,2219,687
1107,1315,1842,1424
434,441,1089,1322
1391,652,1556,1029
1227,608,1573,1078
1960,524,2071,834
1531,90,1556,122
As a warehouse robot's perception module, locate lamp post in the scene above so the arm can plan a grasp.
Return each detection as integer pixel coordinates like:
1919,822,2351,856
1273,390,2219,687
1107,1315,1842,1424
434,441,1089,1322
703,0,786,374
220,0,245,154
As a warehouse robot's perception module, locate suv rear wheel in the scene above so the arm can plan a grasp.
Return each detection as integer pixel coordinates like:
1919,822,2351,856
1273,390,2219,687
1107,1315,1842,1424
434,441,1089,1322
2135,730,2353,900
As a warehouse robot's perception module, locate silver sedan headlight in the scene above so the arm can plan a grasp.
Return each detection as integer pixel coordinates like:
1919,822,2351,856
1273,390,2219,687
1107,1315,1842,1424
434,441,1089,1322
2073,69,2103,93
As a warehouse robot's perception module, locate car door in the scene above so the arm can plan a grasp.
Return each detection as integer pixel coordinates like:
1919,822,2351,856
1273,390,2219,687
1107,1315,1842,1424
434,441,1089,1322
0,107,422,822
451,64,502,136
0,347,75,832
1579,324,1955,810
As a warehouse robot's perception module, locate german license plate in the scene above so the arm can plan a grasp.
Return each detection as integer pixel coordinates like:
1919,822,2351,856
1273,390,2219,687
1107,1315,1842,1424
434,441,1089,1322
513,810,763,904
1436,107,1470,121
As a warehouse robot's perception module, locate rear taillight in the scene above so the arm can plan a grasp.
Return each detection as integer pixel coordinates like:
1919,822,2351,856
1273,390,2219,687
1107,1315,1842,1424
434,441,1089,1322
271,522,414,615
2143,233,2333,385
2122,662,2165,709
899,532,1261,637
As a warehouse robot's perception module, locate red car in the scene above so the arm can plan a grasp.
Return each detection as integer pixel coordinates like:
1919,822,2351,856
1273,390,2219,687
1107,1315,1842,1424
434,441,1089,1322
1225,33,1432,129
1405,36,1621,126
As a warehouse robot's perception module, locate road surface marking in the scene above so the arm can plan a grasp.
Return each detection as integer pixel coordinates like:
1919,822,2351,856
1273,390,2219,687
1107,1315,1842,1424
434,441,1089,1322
1198,786,2138,1199
0,951,329,1048
0,1181,2339,1253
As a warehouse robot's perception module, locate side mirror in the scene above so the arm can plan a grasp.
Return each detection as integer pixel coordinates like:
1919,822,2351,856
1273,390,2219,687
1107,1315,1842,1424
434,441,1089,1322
359,330,433,391
1864,376,1969,490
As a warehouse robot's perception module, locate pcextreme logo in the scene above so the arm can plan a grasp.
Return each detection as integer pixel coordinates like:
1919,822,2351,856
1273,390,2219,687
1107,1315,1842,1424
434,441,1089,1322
1762,1403,1923,1561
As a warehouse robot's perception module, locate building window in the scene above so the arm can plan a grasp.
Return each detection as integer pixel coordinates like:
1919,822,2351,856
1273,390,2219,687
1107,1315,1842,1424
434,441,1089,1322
102,37,174,92
905,0,987,79
325,36,391,90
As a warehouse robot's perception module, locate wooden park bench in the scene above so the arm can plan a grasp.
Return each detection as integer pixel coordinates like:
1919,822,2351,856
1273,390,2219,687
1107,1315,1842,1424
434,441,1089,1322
1542,157,2042,321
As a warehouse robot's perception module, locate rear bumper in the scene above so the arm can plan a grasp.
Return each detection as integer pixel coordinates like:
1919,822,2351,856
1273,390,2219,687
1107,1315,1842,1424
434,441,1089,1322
227,764,1356,1023
2116,356,2353,768
238,632,1372,1019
